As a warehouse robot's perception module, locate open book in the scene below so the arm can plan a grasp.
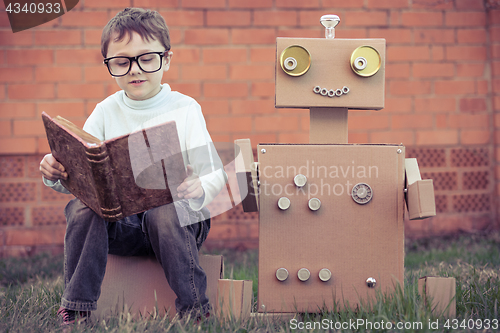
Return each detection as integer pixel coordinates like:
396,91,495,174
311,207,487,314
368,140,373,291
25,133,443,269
42,112,187,222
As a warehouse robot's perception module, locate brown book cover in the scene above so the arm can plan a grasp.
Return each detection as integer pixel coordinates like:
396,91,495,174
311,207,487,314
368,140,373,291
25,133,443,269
42,112,187,222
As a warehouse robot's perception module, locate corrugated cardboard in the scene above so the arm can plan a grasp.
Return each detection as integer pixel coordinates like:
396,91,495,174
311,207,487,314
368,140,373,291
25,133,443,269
309,107,348,144
257,144,405,312
275,38,386,110
235,139,259,212
94,254,223,319
418,276,456,318
217,279,253,321
405,158,436,220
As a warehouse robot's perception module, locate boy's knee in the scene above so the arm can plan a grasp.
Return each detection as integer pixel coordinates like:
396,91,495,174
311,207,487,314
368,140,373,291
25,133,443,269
144,203,181,231
64,198,97,223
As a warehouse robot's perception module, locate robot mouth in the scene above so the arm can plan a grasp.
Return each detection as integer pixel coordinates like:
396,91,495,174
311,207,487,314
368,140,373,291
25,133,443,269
313,85,350,97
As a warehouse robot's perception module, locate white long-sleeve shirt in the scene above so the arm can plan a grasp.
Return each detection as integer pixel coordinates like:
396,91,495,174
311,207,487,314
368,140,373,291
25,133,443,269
44,84,227,211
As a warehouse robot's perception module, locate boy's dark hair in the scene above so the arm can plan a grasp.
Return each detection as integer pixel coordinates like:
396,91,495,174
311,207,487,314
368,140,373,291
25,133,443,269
101,7,170,58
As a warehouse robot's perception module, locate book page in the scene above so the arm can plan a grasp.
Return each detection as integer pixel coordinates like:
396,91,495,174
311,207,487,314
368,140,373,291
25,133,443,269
53,116,101,145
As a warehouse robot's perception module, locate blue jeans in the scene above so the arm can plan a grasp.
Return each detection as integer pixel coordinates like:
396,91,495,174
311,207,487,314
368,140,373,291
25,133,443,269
61,198,211,317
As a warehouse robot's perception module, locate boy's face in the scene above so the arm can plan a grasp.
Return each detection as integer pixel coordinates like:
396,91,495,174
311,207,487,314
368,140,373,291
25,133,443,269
106,31,172,101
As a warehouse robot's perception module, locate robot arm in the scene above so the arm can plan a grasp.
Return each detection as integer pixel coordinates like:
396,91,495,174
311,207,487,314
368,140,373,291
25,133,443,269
235,139,259,212
405,158,436,220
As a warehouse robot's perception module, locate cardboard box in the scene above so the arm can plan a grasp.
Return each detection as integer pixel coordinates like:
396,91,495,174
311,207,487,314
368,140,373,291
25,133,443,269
217,279,253,321
235,139,259,212
418,277,456,318
94,254,223,319
257,144,405,312
405,158,436,220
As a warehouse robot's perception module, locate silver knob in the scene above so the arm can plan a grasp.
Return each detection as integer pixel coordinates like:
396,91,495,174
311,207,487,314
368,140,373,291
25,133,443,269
294,174,307,187
297,268,311,282
278,197,291,210
308,198,321,211
320,14,340,39
319,268,332,282
366,277,377,288
276,268,289,282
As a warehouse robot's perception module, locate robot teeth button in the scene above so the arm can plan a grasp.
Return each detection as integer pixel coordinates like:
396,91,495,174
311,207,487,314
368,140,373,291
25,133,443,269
308,198,321,211
293,174,307,187
297,268,310,282
276,268,289,282
278,197,291,210
319,268,332,282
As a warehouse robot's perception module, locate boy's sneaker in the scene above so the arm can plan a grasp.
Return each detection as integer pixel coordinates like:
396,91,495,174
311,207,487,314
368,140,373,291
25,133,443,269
57,306,90,326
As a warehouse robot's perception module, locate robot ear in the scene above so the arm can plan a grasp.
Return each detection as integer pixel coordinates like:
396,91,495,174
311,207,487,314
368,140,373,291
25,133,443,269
350,45,381,77
279,45,311,77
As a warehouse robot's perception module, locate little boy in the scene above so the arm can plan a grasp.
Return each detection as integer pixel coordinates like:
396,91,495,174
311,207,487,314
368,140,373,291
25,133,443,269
39,7,227,325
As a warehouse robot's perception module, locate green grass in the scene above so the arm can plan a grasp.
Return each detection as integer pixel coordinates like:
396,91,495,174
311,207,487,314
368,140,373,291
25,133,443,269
1,231,499,332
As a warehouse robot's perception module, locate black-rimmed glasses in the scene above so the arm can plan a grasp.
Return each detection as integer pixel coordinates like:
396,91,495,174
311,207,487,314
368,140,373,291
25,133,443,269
103,51,167,77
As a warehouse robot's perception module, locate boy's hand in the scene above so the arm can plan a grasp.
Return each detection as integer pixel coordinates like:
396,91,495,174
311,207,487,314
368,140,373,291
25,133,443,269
177,165,204,200
39,154,68,181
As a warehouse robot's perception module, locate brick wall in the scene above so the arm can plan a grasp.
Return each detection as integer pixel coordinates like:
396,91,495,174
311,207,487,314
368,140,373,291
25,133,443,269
0,0,499,256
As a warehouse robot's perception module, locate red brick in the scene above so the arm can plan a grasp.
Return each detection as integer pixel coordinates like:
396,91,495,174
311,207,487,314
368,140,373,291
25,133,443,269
368,0,408,8
384,97,412,113
0,103,36,119
431,46,445,61
413,0,453,9
56,49,103,65
160,10,204,27
436,114,447,128
349,113,390,130
199,100,229,115
488,9,500,24
276,0,320,8
370,130,414,145
182,65,227,80
0,31,32,46
230,64,274,80
416,130,458,145
84,65,110,82
251,82,274,97
343,11,388,27
387,46,430,61
172,48,201,63
133,0,178,7
9,84,55,99
0,85,5,100
255,11,298,27
457,28,487,44
6,50,53,65
278,132,309,143
169,82,203,97
38,102,86,118
183,0,225,7
391,114,433,129
449,114,489,129
5,229,58,246
229,0,272,8
460,98,487,112
0,67,33,83
0,121,11,137
435,80,476,95
414,29,454,44
445,12,486,27
207,116,252,133
249,47,274,63
84,29,102,46
348,132,369,143
255,115,299,132
461,130,490,145
493,60,500,76
368,28,412,44
492,44,500,59
203,48,247,63
38,137,50,153
0,138,36,153
277,28,322,38
163,65,180,81
445,46,487,61
185,29,229,45
477,80,489,95
207,10,251,26
204,82,247,98
455,0,486,10
84,0,132,8
412,62,454,78
386,63,410,79
400,11,443,27
415,97,456,113
34,30,81,46
35,66,81,83
14,120,45,136
322,0,364,8
211,134,231,142
60,10,109,27
231,99,275,114
491,27,500,43
457,63,485,77
389,80,432,95
232,29,276,44
58,83,105,99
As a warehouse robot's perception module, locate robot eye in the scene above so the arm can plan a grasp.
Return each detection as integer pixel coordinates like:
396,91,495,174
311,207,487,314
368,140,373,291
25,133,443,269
350,45,381,77
280,45,311,77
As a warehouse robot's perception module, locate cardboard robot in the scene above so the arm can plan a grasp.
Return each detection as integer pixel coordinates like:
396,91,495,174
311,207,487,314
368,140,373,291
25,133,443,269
235,15,436,313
